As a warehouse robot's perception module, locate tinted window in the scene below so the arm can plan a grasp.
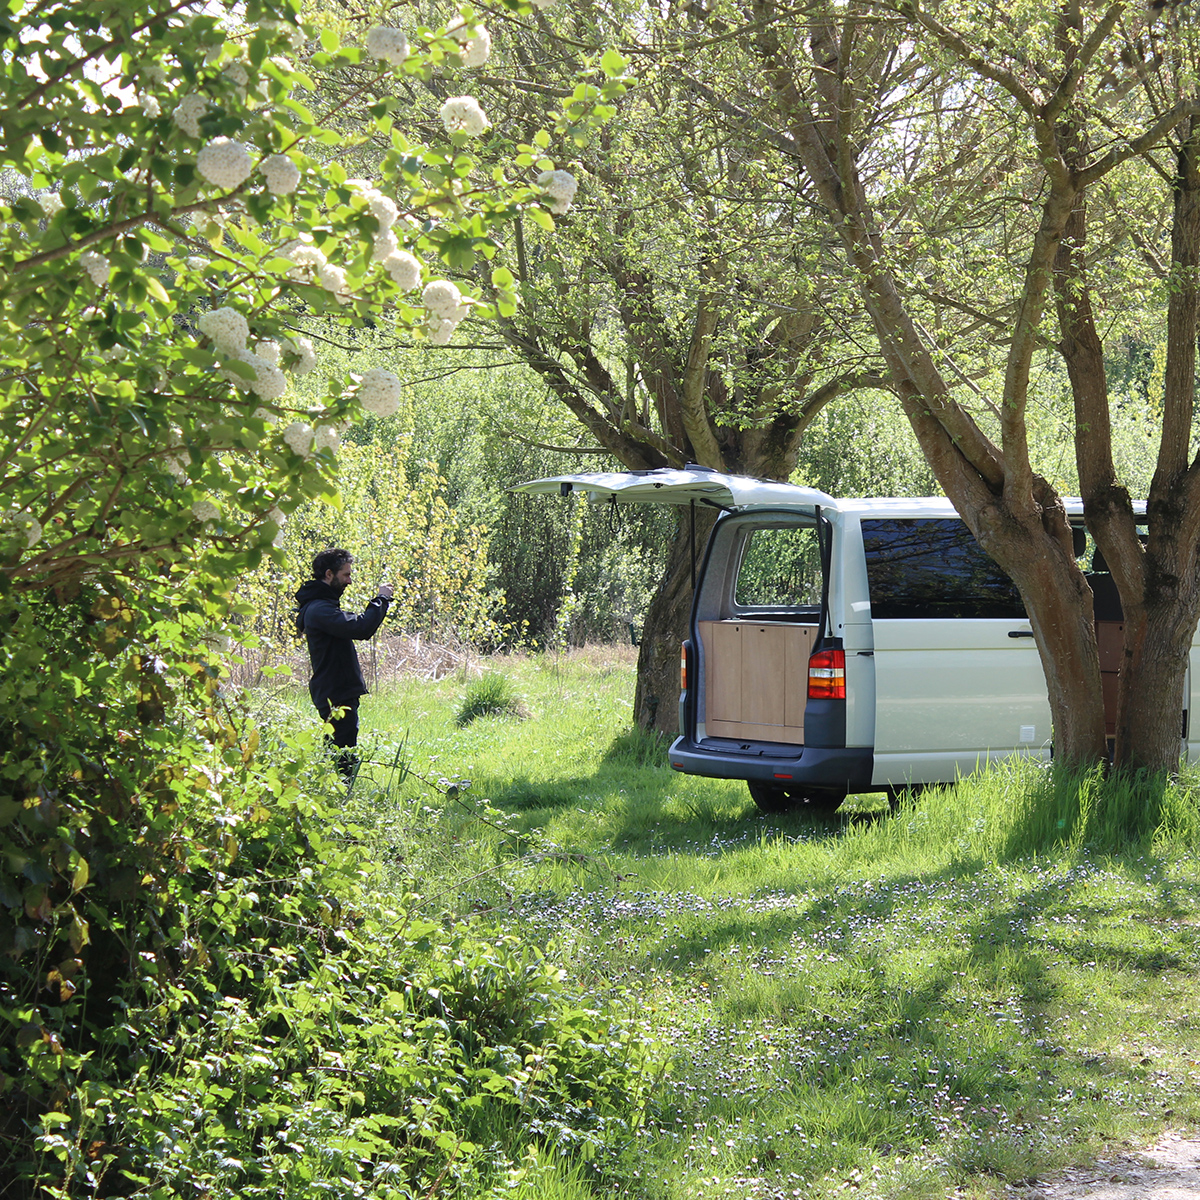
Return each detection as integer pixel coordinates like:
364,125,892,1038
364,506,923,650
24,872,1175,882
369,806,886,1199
861,518,1025,619
734,526,823,608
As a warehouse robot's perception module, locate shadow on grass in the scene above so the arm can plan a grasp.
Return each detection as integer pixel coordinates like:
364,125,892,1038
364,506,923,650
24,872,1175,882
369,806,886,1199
445,723,1200,1180
636,854,1199,1175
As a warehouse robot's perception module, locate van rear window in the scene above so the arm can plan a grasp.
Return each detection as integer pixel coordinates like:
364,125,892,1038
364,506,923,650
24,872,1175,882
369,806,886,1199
861,518,1026,619
734,526,823,608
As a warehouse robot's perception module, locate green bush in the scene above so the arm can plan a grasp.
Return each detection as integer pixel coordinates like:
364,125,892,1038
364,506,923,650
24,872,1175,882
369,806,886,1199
456,671,529,726
0,585,654,1197
29,906,655,1198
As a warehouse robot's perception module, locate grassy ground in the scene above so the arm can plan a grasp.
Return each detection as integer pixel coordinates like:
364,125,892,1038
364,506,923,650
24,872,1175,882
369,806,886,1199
294,647,1200,1200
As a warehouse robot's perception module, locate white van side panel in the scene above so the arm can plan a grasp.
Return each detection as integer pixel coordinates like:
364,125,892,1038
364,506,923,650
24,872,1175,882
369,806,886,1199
871,619,1052,785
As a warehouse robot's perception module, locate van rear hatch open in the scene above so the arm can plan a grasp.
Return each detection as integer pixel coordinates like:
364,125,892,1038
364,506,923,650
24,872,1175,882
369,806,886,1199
511,468,867,806
512,466,837,512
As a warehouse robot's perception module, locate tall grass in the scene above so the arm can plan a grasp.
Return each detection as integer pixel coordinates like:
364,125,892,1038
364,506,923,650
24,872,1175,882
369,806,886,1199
333,652,1200,1200
827,760,1200,876
455,669,529,726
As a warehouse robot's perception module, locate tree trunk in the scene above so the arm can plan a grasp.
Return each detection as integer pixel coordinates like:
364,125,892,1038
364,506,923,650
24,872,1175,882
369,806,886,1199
1108,120,1200,775
633,506,719,734
1117,600,1193,772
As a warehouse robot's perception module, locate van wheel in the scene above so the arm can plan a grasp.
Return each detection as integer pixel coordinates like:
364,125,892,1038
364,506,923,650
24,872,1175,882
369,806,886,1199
747,781,845,814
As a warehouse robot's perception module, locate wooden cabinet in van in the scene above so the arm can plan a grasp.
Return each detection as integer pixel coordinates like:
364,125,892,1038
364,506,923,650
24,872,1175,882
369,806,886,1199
698,620,817,744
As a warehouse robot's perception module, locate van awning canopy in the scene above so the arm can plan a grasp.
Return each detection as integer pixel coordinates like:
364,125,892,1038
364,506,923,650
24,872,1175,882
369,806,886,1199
511,467,838,511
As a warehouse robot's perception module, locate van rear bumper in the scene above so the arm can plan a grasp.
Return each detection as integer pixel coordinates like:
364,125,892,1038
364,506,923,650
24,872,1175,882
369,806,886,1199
667,739,874,791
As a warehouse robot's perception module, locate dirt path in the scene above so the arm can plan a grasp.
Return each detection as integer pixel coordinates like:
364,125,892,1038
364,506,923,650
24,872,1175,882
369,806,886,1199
1016,1134,1200,1200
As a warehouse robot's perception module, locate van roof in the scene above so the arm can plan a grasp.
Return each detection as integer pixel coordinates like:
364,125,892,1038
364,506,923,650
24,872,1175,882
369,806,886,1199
511,469,1111,519
836,496,1089,518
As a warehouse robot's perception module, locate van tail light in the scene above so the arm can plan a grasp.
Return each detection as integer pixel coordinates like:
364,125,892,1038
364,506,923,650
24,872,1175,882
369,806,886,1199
808,647,846,700
680,641,690,692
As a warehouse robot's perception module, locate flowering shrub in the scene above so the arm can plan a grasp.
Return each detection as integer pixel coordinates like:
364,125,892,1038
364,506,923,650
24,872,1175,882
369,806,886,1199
0,0,627,1192
0,0,625,596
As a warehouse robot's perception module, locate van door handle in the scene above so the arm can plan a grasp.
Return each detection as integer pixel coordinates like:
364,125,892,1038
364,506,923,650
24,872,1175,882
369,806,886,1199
1007,630,1036,638
857,651,874,657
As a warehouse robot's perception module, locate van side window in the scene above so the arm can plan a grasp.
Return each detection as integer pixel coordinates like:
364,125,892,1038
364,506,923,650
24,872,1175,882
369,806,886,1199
734,526,823,608
861,518,1026,619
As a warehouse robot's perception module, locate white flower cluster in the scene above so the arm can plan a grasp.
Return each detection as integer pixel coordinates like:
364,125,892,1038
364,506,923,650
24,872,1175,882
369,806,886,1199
358,368,403,418
140,93,161,118
313,425,340,454
366,25,408,66
356,181,401,266
267,504,287,546
172,93,208,137
423,280,470,344
317,262,350,303
290,336,318,375
282,421,314,457
38,192,63,216
373,228,399,262
386,250,422,290
198,306,250,354
281,238,327,279
358,183,399,230
537,169,578,214
348,182,425,289
2,511,42,548
193,499,220,523
447,19,492,68
280,240,350,301
80,250,110,287
197,307,289,402
261,153,300,195
197,138,253,190
439,95,489,137
423,280,466,318
223,62,249,99
225,350,288,401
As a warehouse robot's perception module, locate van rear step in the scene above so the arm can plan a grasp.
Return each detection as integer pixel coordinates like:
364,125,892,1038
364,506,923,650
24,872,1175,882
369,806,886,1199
697,737,803,759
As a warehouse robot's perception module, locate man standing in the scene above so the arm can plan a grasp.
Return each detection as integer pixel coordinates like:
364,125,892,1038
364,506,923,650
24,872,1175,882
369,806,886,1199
294,548,394,784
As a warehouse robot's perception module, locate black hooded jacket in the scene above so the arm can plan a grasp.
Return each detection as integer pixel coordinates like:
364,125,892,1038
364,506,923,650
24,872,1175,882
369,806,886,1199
294,580,390,707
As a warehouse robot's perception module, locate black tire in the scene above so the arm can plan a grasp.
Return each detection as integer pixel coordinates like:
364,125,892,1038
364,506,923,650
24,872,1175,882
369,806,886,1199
747,781,846,814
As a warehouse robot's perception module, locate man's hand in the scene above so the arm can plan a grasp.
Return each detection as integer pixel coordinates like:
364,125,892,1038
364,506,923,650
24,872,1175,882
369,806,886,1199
378,582,395,601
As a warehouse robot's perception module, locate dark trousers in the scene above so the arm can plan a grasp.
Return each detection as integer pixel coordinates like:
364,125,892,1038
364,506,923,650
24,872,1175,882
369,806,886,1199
317,697,360,784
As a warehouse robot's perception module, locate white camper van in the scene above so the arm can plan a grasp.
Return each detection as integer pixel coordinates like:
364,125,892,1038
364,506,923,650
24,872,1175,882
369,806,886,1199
516,466,1183,813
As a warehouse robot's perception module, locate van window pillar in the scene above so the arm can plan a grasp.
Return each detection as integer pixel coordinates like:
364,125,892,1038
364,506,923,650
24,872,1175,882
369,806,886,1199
816,507,835,647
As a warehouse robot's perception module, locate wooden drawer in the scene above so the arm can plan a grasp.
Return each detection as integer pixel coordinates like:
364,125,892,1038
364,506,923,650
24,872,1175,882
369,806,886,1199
698,620,817,744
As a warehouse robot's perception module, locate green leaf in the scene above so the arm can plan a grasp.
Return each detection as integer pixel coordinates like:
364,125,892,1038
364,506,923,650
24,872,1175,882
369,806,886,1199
600,48,627,77
145,277,170,305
